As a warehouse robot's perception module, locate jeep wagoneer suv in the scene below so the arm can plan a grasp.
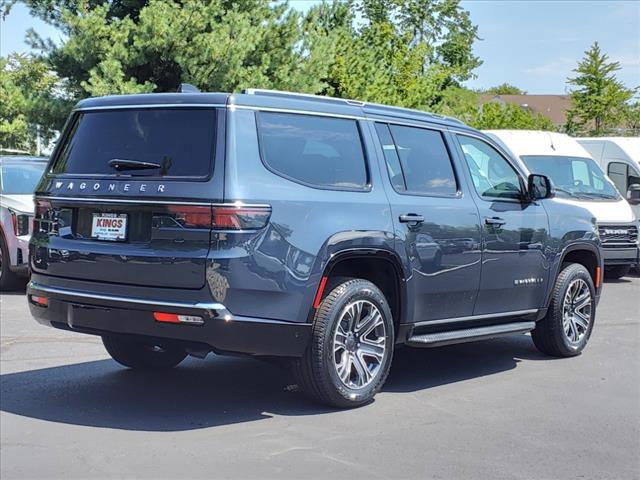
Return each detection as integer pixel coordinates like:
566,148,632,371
28,89,603,407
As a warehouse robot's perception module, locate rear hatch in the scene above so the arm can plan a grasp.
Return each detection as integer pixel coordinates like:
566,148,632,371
32,106,224,289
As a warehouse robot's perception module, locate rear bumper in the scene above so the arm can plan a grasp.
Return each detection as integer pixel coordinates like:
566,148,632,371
602,246,638,266
27,279,311,357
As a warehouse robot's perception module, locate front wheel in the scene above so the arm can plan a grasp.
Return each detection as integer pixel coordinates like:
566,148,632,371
102,336,187,369
292,279,394,408
532,263,595,357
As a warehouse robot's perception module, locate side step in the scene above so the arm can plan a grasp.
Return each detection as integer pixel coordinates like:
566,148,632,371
406,321,536,348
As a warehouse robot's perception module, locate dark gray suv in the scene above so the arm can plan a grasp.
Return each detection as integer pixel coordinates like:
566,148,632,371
28,89,603,407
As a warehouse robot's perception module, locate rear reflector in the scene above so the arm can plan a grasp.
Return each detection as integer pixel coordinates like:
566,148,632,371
30,295,48,307
313,276,329,309
153,312,204,325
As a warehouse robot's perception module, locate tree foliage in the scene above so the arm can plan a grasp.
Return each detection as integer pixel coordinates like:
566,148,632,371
468,101,555,131
0,53,71,153
481,83,526,95
566,41,636,135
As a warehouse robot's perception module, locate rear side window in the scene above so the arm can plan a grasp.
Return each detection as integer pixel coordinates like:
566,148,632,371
257,112,368,190
378,124,457,196
52,108,217,178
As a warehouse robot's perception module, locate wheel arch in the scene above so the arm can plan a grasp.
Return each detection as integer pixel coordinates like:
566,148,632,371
312,248,409,337
547,242,602,308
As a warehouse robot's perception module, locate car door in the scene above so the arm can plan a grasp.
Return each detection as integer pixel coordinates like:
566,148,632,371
453,133,550,315
373,122,482,322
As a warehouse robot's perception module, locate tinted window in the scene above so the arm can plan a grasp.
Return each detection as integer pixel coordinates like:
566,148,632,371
257,112,367,189
52,109,217,178
386,125,457,195
608,162,628,194
374,123,406,191
521,155,619,200
0,162,47,194
458,136,523,200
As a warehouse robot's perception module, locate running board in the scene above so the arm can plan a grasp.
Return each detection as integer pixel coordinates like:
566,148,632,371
406,321,536,348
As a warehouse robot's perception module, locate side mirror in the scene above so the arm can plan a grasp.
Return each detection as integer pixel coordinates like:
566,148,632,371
527,173,554,201
627,184,640,205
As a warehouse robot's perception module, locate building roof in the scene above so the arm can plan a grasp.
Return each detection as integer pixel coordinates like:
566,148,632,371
479,94,572,125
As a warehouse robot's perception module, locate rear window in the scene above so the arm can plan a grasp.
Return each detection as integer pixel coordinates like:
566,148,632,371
52,108,217,178
257,112,368,190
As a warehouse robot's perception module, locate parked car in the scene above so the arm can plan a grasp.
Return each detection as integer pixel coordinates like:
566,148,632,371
0,156,47,290
28,90,603,408
486,130,639,280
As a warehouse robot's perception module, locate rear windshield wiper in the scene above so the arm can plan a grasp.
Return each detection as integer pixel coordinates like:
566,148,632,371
108,158,162,171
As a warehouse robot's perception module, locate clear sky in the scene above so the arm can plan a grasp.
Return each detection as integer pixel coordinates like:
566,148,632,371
1,0,638,94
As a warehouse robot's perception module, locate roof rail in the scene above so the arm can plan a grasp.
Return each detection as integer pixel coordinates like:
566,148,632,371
242,88,465,125
242,88,365,106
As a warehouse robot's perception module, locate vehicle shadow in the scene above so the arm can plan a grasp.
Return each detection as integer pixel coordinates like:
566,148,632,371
0,335,551,432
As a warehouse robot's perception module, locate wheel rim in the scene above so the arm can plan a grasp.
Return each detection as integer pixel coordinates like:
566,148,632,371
562,278,592,345
332,299,387,389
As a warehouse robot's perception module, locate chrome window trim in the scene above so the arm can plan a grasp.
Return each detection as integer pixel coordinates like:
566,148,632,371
234,104,366,121
35,195,270,208
413,309,538,327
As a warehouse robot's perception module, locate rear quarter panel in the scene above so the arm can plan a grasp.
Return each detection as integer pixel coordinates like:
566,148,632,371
213,108,396,323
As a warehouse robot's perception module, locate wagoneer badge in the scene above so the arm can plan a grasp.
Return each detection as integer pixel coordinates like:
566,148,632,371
603,229,628,235
53,181,166,193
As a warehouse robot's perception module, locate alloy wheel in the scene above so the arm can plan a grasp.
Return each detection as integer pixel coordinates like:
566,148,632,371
562,278,592,344
332,299,387,389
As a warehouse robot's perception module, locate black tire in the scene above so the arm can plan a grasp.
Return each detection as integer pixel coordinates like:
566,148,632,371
532,263,595,357
292,279,394,408
102,336,187,369
0,233,24,292
604,264,631,280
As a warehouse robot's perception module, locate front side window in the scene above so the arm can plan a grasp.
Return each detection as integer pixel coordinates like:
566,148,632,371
376,123,457,196
521,155,619,200
608,162,629,194
457,135,523,200
257,112,368,190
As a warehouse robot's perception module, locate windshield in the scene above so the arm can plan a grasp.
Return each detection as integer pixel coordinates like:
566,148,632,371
0,162,47,194
520,155,620,200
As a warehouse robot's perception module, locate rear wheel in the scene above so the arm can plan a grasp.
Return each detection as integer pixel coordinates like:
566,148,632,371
292,279,394,408
0,233,23,291
102,336,187,369
532,263,595,357
604,264,631,280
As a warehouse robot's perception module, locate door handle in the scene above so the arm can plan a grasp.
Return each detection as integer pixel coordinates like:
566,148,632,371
485,216,506,227
399,213,425,224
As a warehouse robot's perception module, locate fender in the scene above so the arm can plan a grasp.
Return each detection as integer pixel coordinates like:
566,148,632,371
299,230,411,325
543,241,603,309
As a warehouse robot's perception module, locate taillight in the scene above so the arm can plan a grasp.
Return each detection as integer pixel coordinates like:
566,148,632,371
167,205,212,228
34,199,52,233
212,205,271,230
165,204,271,230
29,295,48,307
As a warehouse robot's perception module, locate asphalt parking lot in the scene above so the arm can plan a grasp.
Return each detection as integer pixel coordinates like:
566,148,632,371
1,275,639,480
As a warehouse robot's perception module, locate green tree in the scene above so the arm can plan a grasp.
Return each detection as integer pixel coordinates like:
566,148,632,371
0,53,70,153
623,101,640,134
482,83,526,95
468,101,555,131
566,41,636,135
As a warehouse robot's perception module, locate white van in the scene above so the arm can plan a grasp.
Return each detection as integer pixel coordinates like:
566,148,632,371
485,130,639,279
576,137,640,220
